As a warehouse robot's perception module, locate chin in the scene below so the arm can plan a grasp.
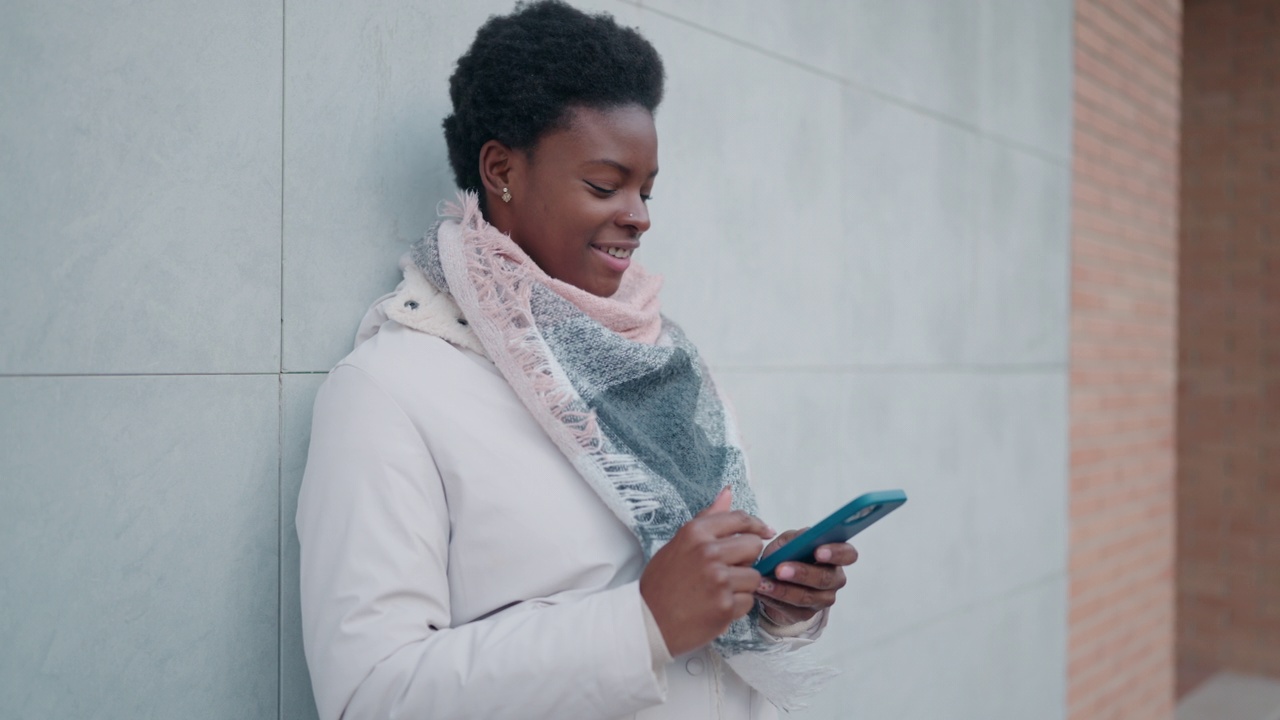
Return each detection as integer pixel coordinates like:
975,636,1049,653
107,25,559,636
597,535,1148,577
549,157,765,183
586,276,623,298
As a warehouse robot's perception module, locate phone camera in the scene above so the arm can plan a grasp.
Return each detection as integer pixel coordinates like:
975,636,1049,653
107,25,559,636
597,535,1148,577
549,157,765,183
844,504,880,524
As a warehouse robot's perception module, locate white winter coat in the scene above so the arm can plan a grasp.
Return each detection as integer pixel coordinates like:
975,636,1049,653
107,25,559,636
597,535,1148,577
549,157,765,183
296,279,825,720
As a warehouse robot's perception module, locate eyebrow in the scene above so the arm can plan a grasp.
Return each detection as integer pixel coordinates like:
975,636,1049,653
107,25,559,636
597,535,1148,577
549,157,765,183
583,158,660,178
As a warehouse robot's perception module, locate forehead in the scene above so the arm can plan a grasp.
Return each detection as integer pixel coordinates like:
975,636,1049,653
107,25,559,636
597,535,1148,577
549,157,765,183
536,105,658,168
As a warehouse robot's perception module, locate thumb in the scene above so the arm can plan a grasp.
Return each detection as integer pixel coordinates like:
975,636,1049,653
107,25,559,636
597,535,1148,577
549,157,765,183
696,486,733,517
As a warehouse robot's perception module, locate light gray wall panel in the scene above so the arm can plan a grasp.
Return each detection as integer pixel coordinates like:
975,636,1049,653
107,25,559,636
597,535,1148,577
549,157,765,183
628,0,984,127
716,370,1068,645
282,374,325,720
842,0,983,123
797,576,1067,720
979,0,1074,158
0,375,279,719
965,140,1071,364
633,10,847,368
628,0,848,79
0,0,283,374
839,89,979,365
282,0,478,371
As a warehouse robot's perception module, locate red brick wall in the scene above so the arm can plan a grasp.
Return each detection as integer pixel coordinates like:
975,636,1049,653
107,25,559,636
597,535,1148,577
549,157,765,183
1070,0,1182,718
1177,0,1280,696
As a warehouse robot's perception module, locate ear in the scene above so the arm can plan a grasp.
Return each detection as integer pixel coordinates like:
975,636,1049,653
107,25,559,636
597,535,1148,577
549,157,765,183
478,140,516,204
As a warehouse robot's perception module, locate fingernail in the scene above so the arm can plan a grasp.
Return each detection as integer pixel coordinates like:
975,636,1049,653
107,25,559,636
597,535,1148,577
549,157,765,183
765,526,777,537
758,579,774,592
816,548,832,562
777,565,795,580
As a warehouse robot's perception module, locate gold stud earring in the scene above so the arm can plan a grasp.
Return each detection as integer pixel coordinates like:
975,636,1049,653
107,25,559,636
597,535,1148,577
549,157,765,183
501,187,512,203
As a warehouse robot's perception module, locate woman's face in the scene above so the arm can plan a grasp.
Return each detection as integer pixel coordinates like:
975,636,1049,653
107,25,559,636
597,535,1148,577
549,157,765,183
483,104,658,297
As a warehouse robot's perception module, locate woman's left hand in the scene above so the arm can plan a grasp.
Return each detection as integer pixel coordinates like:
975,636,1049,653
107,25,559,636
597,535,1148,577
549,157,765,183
754,528,858,626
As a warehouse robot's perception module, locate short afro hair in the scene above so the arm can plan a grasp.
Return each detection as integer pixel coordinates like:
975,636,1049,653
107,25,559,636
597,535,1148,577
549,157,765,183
442,0,665,194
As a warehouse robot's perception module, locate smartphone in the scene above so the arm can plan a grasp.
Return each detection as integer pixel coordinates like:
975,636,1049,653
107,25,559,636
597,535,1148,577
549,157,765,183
754,489,908,577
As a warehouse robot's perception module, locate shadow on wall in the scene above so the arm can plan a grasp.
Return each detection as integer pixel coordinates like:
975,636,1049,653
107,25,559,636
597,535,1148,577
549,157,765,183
373,112,459,256
282,375,327,720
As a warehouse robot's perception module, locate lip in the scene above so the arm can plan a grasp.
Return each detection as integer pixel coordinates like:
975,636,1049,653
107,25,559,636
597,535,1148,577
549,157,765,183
590,242,636,273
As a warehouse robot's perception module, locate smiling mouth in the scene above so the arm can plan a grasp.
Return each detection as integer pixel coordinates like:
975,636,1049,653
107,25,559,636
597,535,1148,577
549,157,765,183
590,244,635,271
589,244,635,260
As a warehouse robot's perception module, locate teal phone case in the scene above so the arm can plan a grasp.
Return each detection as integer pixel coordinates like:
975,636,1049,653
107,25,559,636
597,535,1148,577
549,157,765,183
753,489,908,577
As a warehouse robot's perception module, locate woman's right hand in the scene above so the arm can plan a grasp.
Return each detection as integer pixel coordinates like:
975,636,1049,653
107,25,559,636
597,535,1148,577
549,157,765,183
639,487,774,657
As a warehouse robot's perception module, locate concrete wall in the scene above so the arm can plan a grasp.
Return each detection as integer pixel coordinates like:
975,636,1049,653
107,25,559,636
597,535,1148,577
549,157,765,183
0,1,1073,718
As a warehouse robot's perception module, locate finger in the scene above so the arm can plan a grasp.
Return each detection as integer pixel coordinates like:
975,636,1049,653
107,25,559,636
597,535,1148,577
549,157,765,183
711,534,767,566
759,528,804,559
699,509,775,540
695,486,733,517
756,579,836,610
724,566,763,593
775,562,846,591
813,543,859,566
730,591,757,619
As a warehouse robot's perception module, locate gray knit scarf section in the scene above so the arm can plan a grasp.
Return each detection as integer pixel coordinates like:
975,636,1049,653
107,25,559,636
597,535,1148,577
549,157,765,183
410,219,831,710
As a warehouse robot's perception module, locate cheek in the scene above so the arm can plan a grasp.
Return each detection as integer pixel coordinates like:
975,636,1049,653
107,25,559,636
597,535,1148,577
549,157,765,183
559,217,604,258
514,195,612,282
523,222,593,281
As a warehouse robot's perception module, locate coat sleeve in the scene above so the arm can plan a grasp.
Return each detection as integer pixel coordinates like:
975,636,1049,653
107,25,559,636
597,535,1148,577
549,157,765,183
759,607,829,646
295,364,668,720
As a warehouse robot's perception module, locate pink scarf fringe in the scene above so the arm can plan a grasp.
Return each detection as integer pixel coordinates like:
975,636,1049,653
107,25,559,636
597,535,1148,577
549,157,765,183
441,193,664,344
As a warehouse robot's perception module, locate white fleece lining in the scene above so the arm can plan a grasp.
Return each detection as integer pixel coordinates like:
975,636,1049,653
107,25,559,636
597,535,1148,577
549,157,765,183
383,256,487,357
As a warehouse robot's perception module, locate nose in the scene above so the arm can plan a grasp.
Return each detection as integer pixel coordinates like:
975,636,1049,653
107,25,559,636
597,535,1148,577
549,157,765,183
620,200,651,234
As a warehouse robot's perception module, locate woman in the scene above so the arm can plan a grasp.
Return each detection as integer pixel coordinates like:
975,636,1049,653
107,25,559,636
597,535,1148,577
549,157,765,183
296,2,857,718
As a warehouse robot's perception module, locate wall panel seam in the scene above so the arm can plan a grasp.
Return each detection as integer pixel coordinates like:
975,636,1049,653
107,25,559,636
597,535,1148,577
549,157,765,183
625,0,1071,167
278,1,287,716
0,372,291,378
850,570,1068,653
712,364,1068,375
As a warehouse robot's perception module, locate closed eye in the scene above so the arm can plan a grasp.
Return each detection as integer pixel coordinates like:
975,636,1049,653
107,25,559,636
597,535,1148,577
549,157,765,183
584,180,616,196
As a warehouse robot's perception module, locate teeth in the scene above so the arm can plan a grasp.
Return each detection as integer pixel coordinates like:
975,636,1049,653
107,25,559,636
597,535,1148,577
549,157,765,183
605,247,632,259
